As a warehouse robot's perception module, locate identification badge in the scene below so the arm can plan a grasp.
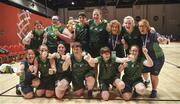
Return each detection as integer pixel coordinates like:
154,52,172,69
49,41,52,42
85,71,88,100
111,51,116,57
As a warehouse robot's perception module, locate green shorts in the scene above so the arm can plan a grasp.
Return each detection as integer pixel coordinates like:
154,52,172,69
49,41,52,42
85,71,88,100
99,77,119,91
122,76,143,93
55,71,71,86
37,75,55,90
72,69,95,91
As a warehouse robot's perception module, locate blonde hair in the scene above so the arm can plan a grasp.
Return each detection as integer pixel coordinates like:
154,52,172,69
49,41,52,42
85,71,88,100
68,20,74,25
106,20,122,35
123,16,135,26
138,19,151,31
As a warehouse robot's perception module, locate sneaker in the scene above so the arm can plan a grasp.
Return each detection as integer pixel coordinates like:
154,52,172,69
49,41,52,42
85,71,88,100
87,90,93,98
144,80,150,88
16,84,21,95
149,90,157,98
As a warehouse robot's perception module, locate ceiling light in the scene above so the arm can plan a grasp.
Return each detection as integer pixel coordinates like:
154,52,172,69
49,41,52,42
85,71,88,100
71,2,75,5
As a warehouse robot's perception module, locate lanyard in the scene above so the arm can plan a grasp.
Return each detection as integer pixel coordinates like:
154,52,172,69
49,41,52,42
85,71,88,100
143,34,148,48
111,34,119,50
122,36,127,57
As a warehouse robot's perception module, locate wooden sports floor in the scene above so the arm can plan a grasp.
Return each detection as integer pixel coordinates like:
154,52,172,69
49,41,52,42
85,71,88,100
0,42,180,104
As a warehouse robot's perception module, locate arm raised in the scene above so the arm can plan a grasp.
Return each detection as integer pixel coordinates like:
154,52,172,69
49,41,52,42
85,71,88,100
143,47,154,67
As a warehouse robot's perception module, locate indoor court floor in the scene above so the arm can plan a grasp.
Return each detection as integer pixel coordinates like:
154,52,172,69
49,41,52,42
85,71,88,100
0,42,180,104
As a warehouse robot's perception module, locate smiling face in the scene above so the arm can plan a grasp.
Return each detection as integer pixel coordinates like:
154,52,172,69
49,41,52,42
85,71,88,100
92,9,101,21
35,23,43,31
129,45,139,59
26,49,35,64
72,42,82,55
111,23,119,35
78,15,87,24
52,18,59,26
138,23,148,35
138,19,150,35
57,43,66,55
39,45,48,58
101,52,111,62
100,47,111,62
123,19,134,33
34,21,44,32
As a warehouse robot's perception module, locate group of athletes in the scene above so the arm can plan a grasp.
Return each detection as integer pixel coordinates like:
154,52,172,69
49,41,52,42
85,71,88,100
15,8,168,101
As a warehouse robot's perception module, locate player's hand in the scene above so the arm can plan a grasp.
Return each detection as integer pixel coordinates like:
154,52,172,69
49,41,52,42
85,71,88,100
142,47,148,54
122,63,128,68
128,54,135,61
16,72,22,76
54,30,60,36
49,68,55,75
28,65,34,73
121,38,126,45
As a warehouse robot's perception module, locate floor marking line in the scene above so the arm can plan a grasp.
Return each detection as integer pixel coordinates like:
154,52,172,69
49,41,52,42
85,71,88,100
0,85,16,96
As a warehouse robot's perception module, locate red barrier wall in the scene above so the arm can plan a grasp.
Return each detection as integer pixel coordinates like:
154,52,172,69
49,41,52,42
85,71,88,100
0,3,51,45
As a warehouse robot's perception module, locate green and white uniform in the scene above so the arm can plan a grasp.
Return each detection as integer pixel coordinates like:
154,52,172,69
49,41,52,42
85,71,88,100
122,57,144,92
36,56,55,90
45,25,65,53
70,54,95,91
26,29,44,56
75,23,89,52
142,32,165,75
89,19,109,57
96,56,120,91
122,26,143,55
55,57,71,84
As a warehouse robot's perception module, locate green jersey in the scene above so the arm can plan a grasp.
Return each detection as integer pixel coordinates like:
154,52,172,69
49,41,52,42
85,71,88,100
26,29,44,50
89,19,108,44
45,25,65,47
55,57,71,82
70,54,95,91
143,32,164,59
123,57,144,82
70,54,90,77
75,23,89,43
97,56,119,83
37,56,51,77
56,57,70,73
122,26,143,52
